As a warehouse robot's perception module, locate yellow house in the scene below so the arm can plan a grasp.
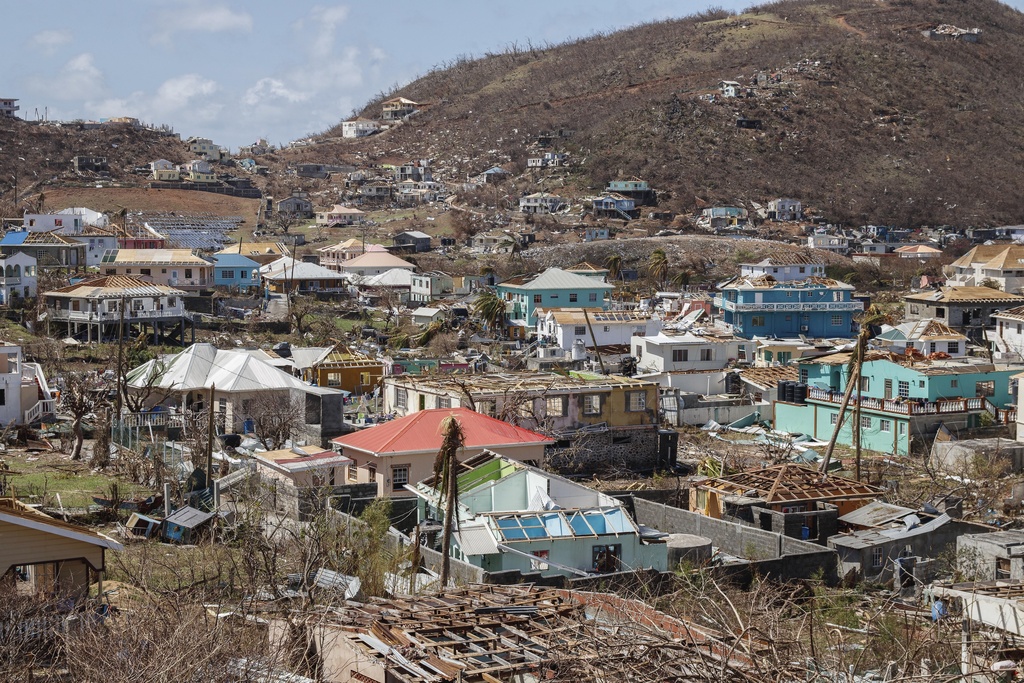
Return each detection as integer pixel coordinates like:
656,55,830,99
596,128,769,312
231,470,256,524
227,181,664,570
149,159,180,182
307,347,384,394
0,498,123,599
182,159,217,183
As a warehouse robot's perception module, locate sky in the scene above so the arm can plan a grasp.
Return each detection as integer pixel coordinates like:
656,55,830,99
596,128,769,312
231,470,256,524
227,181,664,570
4,1,1023,150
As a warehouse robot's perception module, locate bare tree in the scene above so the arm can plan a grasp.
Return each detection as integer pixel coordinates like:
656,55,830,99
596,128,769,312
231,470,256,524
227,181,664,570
59,371,109,460
247,392,307,450
433,415,465,587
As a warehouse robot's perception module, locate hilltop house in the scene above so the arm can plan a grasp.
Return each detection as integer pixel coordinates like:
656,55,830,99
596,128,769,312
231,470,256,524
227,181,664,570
341,118,381,138
692,463,882,543
150,159,180,182
773,352,1019,456
519,192,566,214
409,452,667,576
211,253,261,292
719,80,743,97
526,151,569,168
317,239,388,271
100,249,212,290
607,179,657,205
275,192,314,219
768,198,802,221
0,98,18,118
331,408,553,498
946,244,1024,293
903,286,1024,341
715,272,862,339
181,159,217,183
497,267,614,325
381,97,419,120
591,193,637,220
0,253,36,304
45,275,192,345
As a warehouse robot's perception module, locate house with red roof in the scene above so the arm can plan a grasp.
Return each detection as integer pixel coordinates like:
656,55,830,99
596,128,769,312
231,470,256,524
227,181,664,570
331,408,553,497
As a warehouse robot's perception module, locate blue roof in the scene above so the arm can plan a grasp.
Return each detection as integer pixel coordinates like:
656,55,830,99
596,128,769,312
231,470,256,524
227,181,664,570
0,232,29,246
212,253,261,268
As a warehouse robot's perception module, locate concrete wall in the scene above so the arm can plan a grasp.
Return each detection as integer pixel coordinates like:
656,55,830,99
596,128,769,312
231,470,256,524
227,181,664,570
546,426,659,475
633,498,838,582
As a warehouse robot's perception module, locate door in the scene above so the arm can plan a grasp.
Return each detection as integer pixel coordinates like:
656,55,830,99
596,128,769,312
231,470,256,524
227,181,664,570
884,379,893,400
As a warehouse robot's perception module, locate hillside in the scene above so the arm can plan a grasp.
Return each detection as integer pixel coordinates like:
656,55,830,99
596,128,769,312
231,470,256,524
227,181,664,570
305,0,1024,227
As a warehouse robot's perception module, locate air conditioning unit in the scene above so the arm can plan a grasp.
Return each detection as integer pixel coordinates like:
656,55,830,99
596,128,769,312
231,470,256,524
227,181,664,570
800,325,809,332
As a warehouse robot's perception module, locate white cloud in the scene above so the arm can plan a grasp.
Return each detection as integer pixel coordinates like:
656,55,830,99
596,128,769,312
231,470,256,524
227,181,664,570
30,53,105,101
152,3,253,45
308,5,350,59
86,74,223,128
31,29,72,55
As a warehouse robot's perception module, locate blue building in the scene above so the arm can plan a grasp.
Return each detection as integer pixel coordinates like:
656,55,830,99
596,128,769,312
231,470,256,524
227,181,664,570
496,268,613,327
211,253,260,292
714,271,863,339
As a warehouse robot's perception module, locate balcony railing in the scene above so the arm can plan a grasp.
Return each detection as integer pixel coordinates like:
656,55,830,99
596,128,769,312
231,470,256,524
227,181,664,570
715,298,862,313
49,308,192,322
806,387,1016,423
24,399,55,424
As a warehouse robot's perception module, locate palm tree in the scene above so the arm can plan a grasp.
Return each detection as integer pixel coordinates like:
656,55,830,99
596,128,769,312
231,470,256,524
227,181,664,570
433,415,466,587
416,319,445,347
819,304,892,479
671,268,693,289
605,253,622,282
647,248,669,288
473,289,507,338
479,264,496,285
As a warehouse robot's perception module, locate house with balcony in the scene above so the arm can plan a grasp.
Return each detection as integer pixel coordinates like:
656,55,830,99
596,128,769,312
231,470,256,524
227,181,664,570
341,118,381,138
903,286,1024,341
946,244,1024,294
54,223,119,268
590,193,636,220
715,272,862,339
99,249,212,290
497,268,613,326
211,253,260,292
607,178,657,205
0,98,19,118
260,258,349,294
808,232,851,254
526,151,569,168
519,192,566,214
186,137,227,160
382,371,662,471
0,344,55,425
315,204,365,227
0,230,86,271
45,275,193,345
381,97,419,120
740,256,825,282
150,159,180,182
0,253,37,305
537,308,660,354
873,320,970,358
317,239,388,271
408,451,667,576
331,408,553,498
773,351,1019,456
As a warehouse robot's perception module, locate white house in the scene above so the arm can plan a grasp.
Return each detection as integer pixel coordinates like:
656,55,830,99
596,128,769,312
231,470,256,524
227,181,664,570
946,245,1024,294
339,252,416,277
874,320,970,358
150,159,180,182
739,257,826,282
0,253,37,305
519,193,565,214
315,205,366,227
0,98,19,118
410,271,453,303
0,343,55,425
808,232,850,253
341,118,382,138
54,224,119,268
410,307,445,326
991,306,1024,361
719,80,742,98
767,198,802,221
537,308,661,352
56,207,109,229
22,212,83,233
632,332,744,374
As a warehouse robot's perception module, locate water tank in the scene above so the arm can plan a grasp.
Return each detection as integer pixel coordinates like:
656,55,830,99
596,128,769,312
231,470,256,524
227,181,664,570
795,383,808,404
657,429,679,468
785,381,797,403
666,534,713,568
571,338,587,361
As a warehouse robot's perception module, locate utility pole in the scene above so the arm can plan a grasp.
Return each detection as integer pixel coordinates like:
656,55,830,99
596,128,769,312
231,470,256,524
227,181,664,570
115,296,125,416
206,383,216,484
583,309,606,375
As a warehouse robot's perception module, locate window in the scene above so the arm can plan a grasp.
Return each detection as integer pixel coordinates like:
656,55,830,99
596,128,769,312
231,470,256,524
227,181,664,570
327,373,341,387
898,381,909,398
347,461,359,482
391,466,409,491
800,368,809,383
184,269,193,279
831,314,843,326
700,348,713,362
871,547,883,569
860,415,871,429
947,342,959,354
929,342,936,353
477,400,496,416
545,396,566,417
395,388,408,409
140,268,151,276
751,315,766,327
898,422,907,436
530,550,549,571
880,419,892,433
626,391,646,412
976,381,995,398
437,396,451,409
105,268,116,275
592,544,621,572
582,394,602,415
574,326,587,336
950,379,958,389
830,413,838,425
672,349,688,363
167,297,176,307
569,293,578,302
589,292,598,302
533,294,542,304
222,270,235,280
634,346,642,359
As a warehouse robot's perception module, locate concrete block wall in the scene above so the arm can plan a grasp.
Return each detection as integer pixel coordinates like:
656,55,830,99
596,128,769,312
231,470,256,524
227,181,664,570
547,427,659,475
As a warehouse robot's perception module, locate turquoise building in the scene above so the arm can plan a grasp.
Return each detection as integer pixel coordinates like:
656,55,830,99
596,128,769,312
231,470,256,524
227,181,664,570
774,352,1018,456
714,273,862,339
497,268,613,323
211,253,260,292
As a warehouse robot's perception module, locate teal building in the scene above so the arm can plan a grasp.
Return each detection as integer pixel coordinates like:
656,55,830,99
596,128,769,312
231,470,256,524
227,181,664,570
496,268,613,323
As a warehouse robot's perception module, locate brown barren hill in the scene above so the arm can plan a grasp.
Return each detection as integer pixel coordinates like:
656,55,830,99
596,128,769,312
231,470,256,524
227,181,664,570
297,0,1024,227
39,187,262,224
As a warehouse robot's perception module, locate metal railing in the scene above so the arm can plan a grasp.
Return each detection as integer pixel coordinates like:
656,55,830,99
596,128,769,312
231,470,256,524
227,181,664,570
48,308,192,322
806,387,1015,422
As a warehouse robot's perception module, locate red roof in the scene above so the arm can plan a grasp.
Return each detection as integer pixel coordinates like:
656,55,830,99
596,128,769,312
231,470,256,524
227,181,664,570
331,408,553,456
